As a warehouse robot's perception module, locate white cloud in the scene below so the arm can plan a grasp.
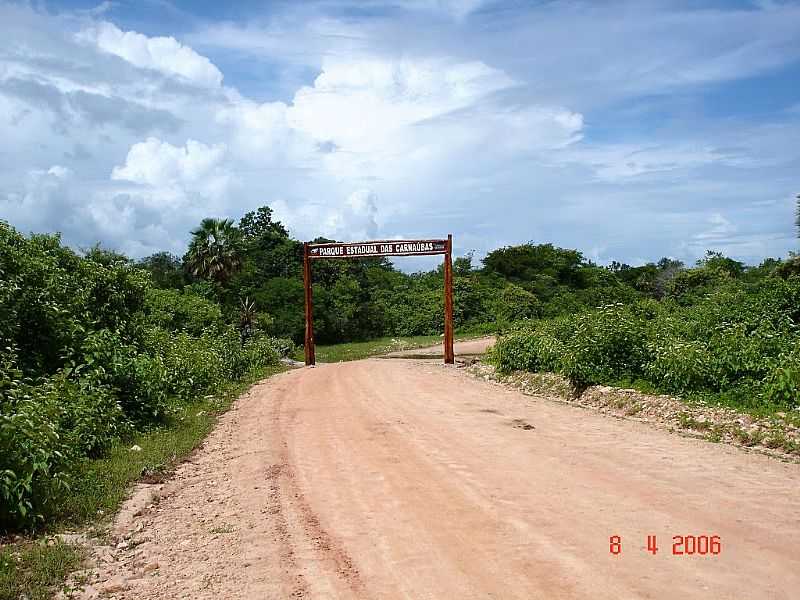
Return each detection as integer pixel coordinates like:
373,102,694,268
273,189,380,242
287,57,516,147
282,57,582,185
562,144,731,182
77,22,223,87
46,165,72,179
109,138,235,221
694,212,737,243
111,138,227,187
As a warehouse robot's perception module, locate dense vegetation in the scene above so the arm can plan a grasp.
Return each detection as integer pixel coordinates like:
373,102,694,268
491,252,800,411
133,206,655,343
0,222,290,532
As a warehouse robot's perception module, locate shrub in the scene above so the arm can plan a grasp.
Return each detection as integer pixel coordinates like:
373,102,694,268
644,338,720,393
143,327,284,402
490,318,571,373
55,375,126,457
0,378,70,529
666,267,730,304
559,304,648,385
762,342,800,407
494,284,540,323
75,329,170,425
491,279,800,410
143,288,223,335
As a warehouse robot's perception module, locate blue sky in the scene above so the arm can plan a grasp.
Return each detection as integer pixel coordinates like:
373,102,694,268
1,0,799,269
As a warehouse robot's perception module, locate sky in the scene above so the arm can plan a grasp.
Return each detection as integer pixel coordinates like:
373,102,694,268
1,0,799,270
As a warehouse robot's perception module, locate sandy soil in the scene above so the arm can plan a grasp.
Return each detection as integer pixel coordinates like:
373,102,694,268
382,336,495,357
78,352,800,599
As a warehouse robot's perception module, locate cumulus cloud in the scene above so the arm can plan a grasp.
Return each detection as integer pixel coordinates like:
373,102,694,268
273,189,380,242
287,58,516,147
111,138,227,188
1,1,799,267
76,22,224,87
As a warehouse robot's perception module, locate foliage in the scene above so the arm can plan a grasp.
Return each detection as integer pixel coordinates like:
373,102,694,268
185,218,242,285
0,222,286,531
143,287,223,335
1,375,71,528
137,252,188,289
491,277,800,410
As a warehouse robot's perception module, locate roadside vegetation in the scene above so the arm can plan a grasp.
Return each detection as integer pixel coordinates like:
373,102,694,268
0,221,291,598
490,252,800,415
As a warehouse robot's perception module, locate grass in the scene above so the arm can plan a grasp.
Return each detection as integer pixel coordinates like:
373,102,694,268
296,333,485,363
0,540,83,600
0,363,286,600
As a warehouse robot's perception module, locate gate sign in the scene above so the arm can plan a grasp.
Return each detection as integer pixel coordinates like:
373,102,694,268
303,235,455,366
308,239,447,259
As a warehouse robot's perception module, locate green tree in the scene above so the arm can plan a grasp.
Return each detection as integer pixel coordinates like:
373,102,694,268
697,250,744,278
138,252,187,289
185,218,242,285
454,252,474,276
239,206,288,241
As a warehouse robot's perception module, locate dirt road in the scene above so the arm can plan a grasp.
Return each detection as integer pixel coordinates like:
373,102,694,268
382,336,495,358
83,345,800,599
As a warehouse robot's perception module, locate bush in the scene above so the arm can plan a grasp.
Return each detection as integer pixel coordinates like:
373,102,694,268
491,278,800,410
75,329,170,425
143,327,284,402
1,378,70,529
0,223,289,532
559,304,647,385
143,288,223,335
494,283,540,323
490,318,571,373
644,338,720,394
55,375,126,457
763,342,800,407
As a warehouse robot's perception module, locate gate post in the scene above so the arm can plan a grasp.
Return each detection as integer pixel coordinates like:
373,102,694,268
303,242,316,366
443,234,455,364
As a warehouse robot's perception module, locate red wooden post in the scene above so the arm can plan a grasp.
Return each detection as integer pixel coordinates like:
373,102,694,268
303,242,315,366
443,234,455,364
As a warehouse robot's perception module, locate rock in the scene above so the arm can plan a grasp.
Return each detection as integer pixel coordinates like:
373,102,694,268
55,533,87,545
130,444,143,452
116,540,129,550
81,584,100,599
143,561,160,573
99,576,128,594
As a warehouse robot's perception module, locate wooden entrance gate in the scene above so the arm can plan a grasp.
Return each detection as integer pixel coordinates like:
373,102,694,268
303,236,454,365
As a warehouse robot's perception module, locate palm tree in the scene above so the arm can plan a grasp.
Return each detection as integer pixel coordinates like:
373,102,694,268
185,218,242,285
239,296,256,345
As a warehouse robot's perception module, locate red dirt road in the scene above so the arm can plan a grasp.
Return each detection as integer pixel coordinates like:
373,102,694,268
83,352,800,599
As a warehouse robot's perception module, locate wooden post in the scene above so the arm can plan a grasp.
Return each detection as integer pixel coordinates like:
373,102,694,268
443,234,455,364
303,242,316,366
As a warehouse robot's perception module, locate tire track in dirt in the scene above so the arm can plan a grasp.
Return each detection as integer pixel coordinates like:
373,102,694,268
269,384,365,598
